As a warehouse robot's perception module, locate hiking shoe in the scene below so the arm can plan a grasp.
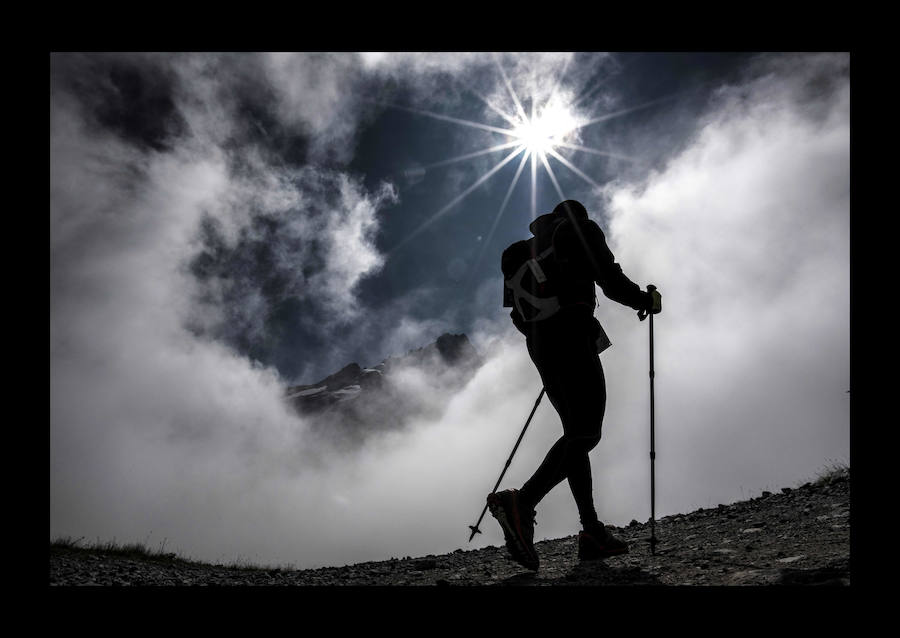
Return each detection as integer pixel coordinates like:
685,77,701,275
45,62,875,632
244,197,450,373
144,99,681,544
578,522,629,560
487,489,539,571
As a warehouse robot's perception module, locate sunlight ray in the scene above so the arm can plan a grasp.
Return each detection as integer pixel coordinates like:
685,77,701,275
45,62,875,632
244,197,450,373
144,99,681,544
530,150,537,219
468,148,533,282
543,55,574,113
538,152,566,201
388,103,518,137
388,145,527,256
571,82,605,109
470,88,520,128
570,56,627,109
499,148,532,219
571,74,619,110
546,147,602,190
418,139,524,171
575,94,674,129
494,56,530,124
554,141,638,163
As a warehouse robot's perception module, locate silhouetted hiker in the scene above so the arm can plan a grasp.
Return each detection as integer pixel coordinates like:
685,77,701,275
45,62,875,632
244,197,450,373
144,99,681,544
489,199,661,571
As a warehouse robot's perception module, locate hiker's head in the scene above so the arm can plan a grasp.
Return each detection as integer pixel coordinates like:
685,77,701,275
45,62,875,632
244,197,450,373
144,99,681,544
529,200,590,235
552,200,588,222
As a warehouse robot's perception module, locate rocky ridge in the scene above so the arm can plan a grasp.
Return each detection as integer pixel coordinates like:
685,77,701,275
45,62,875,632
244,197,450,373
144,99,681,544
283,333,482,446
49,467,849,586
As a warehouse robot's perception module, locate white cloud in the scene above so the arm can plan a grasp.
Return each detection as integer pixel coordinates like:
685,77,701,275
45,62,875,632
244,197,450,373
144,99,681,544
313,175,397,320
261,53,366,162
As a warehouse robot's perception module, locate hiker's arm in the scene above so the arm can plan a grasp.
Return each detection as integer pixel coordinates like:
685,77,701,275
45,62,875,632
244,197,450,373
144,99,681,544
577,221,652,311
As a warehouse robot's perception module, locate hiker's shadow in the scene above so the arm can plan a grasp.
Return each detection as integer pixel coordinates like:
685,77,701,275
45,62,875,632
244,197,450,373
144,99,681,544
496,571,540,586
548,559,663,586
493,559,663,586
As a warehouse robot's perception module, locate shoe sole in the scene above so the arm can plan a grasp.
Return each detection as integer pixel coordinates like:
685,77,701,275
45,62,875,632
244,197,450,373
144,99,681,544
487,493,539,571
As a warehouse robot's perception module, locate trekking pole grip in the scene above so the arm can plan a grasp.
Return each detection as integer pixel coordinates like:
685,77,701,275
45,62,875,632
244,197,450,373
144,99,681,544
638,284,656,321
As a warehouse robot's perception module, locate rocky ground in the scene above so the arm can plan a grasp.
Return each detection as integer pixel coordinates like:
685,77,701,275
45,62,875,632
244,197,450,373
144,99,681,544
49,467,849,586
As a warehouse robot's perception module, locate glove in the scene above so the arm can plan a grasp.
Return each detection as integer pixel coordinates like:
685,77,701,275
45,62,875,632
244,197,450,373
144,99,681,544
637,286,661,321
649,288,662,314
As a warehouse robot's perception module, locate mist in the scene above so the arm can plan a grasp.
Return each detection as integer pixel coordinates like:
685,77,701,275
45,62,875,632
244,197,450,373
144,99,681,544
50,52,848,569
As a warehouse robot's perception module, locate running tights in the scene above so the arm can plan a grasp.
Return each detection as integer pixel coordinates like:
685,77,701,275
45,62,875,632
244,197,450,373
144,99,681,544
517,325,606,527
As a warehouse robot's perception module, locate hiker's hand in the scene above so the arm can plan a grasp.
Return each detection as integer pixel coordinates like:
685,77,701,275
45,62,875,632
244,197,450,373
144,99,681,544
648,287,662,314
637,286,661,321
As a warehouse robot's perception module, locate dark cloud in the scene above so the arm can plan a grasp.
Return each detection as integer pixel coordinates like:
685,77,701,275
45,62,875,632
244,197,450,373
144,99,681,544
185,167,396,380
51,53,187,152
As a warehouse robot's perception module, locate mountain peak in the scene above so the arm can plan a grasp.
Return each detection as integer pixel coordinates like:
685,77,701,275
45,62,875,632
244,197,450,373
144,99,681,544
284,333,483,444
435,333,479,366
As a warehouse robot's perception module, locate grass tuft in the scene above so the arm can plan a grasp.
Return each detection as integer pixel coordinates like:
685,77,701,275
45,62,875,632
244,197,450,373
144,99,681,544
50,536,297,572
51,535,184,563
809,458,850,486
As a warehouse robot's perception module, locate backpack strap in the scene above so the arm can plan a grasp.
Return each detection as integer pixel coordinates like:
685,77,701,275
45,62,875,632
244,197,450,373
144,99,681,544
505,244,561,322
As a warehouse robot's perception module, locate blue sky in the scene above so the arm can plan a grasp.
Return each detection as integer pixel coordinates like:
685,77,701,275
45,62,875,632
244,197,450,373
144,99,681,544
50,52,850,568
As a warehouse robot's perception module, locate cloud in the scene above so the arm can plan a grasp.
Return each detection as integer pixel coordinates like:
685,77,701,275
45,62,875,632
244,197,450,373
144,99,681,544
259,53,372,163
187,160,397,346
318,176,397,315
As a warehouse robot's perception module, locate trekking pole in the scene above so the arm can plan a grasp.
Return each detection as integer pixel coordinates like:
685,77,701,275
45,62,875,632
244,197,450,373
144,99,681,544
467,387,545,542
638,284,659,555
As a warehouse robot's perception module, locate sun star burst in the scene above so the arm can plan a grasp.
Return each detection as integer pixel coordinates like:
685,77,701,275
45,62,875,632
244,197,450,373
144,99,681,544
511,102,581,157
386,62,641,261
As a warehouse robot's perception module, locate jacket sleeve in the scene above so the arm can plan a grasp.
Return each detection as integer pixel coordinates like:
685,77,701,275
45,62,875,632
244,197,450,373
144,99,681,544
559,219,650,311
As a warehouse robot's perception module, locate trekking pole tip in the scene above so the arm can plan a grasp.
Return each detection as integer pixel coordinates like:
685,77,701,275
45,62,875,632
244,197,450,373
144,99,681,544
467,525,482,542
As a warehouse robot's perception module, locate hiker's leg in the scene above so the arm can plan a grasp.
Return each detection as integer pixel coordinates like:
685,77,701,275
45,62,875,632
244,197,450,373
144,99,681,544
520,331,606,518
518,435,568,510
562,356,606,526
518,432,600,522
517,336,572,510
564,433,602,526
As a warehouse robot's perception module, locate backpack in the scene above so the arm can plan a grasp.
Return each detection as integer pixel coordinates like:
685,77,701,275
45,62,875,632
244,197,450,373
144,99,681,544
501,214,611,353
501,215,568,323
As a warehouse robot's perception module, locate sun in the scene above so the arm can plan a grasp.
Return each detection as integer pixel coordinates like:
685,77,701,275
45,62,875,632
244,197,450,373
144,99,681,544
384,59,648,259
511,101,581,157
